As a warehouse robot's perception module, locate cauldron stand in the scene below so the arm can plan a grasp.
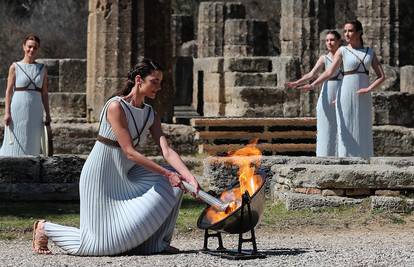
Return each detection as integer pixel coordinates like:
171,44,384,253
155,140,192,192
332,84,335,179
202,191,266,260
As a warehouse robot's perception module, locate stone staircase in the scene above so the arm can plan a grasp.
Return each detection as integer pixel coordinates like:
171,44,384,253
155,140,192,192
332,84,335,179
191,117,316,156
173,105,200,125
37,58,87,122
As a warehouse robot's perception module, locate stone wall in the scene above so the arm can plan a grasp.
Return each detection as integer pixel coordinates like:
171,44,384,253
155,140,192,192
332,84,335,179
0,0,88,97
37,58,87,121
0,155,203,201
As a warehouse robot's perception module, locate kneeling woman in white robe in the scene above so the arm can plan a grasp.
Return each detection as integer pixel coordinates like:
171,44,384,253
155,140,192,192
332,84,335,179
32,58,200,256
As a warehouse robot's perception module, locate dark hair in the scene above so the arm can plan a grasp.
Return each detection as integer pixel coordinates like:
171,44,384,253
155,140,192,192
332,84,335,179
345,19,364,46
112,58,163,97
326,30,341,40
23,34,40,46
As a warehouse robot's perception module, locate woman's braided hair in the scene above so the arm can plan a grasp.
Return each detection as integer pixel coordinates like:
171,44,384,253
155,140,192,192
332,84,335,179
111,58,163,97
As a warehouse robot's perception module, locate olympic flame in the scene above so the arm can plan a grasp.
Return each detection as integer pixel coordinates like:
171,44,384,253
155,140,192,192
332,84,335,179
205,140,263,224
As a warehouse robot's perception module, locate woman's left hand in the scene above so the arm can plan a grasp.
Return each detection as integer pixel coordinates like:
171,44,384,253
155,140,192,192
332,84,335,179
180,174,200,197
356,88,371,95
298,84,314,92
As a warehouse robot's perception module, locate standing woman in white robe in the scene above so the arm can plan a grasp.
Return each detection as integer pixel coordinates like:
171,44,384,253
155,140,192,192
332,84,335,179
300,20,385,159
286,30,343,156
0,34,51,156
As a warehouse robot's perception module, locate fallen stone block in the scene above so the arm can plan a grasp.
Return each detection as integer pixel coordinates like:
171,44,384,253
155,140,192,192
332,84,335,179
276,192,363,210
375,190,400,197
371,196,414,213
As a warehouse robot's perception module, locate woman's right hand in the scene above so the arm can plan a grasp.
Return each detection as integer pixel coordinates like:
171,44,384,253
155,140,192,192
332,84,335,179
285,81,298,89
3,113,11,126
165,171,183,188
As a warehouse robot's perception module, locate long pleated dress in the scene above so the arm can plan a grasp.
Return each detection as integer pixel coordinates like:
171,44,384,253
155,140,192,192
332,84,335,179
44,96,183,256
316,55,343,156
0,62,45,156
336,46,374,158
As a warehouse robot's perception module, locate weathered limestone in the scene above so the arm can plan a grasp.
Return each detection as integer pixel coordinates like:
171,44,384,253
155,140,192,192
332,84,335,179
280,0,322,73
272,164,414,190
197,2,246,58
224,19,268,57
357,0,399,66
36,58,87,121
276,192,363,211
373,126,414,156
372,92,414,126
371,196,414,213
49,93,86,121
370,64,400,92
59,59,87,93
192,57,225,116
87,0,134,122
203,155,414,209
400,65,414,93
0,155,203,201
87,0,174,122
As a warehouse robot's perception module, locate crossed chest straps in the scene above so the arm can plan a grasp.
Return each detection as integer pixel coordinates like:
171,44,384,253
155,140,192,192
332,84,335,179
96,99,153,148
342,47,370,76
14,63,44,92
325,56,343,81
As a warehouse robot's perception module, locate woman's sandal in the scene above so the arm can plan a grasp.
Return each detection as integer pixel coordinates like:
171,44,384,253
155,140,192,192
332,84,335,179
32,220,51,254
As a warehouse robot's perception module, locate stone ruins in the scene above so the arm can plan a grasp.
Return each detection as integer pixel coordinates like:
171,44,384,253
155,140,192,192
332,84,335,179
0,0,413,209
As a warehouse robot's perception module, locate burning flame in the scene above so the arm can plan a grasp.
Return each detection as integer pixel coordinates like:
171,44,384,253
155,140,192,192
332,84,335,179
205,140,263,224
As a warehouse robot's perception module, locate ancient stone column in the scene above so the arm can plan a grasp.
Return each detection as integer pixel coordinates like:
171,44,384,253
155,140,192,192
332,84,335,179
357,0,399,66
87,0,134,122
280,0,321,73
87,0,173,122
224,19,268,57
197,2,245,58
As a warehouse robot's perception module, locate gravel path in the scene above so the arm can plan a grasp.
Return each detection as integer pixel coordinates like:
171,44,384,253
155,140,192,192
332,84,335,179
1,228,413,266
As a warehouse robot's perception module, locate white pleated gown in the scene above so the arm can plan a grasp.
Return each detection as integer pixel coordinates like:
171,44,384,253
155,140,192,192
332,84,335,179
0,62,45,156
316,55,342,156
44,97,183,256
336,46,374,158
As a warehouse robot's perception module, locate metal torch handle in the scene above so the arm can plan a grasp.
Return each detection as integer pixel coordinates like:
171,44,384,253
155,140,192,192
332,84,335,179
181,181,228,212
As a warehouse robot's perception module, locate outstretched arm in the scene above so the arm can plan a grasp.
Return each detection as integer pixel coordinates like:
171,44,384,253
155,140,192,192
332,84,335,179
286,55,325,88
106,101,183,188
356,53,385,94
41,68,51,124
299,49,343,91
3,64,16,126
150,113,200,192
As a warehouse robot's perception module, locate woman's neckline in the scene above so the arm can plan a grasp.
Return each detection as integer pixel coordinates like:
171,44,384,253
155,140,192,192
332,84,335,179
347,45,366,51
119,97,147,110
19,60,37,65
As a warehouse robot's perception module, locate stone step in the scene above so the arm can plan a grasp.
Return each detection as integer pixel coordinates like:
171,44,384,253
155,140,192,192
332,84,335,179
173,105,201,125
0,155,204,201
0,122,197,156
202,156,414,205
49,92,86,119
225,72,277,87
223,57,272,73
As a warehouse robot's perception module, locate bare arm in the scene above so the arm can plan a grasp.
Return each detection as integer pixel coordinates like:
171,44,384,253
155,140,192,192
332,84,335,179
150,113,200,192
356,53,385,94
106,101,182,187
41,68,51,124
3,64,16,126
286,56,325,88
299,49,343,91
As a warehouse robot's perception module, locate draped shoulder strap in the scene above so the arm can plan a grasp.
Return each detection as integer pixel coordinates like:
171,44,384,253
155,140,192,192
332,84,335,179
15,63,44,90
